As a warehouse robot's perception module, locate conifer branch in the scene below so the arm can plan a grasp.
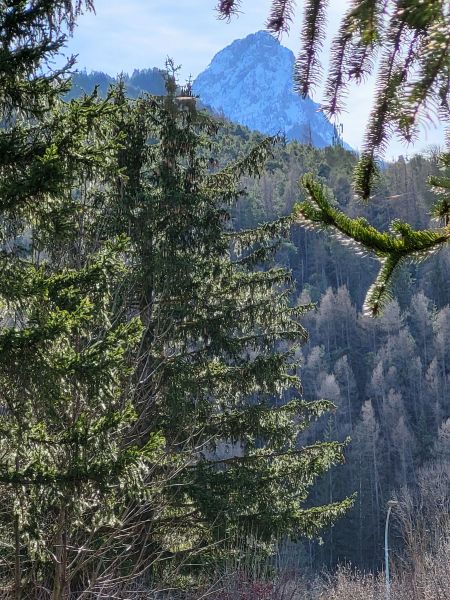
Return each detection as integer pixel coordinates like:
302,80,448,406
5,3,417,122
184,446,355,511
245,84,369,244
322,15,352,116
266,0,296,35
400,18,450,141
295,174,450,316
324,0,384,116
216,0,242,20
346,0,385,81
295,0,328,98
205,136,278,191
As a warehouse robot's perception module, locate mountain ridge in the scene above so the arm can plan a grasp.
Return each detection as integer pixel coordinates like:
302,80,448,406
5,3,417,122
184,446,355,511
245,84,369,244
65,67,166,100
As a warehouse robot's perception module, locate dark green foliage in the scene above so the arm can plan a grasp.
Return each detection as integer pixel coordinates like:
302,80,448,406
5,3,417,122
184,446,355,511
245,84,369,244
295,0,328,98
266,0,296,36
0,0,94,115
0,1,158,596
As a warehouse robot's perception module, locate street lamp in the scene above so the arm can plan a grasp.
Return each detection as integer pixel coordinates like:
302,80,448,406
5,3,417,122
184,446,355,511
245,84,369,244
385,500,398,600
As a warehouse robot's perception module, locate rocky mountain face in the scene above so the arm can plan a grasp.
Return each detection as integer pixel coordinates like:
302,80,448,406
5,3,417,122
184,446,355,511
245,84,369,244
193,31,342,148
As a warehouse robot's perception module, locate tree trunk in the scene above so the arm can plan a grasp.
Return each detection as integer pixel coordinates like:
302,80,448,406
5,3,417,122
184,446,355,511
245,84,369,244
53,504,68,600
14,513,21,600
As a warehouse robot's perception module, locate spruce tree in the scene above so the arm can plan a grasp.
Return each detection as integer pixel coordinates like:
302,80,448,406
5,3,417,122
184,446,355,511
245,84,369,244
0,2,158,597
111,68,352,581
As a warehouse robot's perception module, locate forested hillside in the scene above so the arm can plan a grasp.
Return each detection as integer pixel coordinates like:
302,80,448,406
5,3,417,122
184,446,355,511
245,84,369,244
66,68,166,99
64,66,450,573
212,124,450,569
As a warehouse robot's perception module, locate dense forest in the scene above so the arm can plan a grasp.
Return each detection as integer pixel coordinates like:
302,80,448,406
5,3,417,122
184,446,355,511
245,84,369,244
0,1,448,599
213,125,450,570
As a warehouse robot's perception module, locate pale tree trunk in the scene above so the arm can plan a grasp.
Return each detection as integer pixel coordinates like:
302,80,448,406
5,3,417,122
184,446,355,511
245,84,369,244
14,513,21,600
53,503,68,600
14,450,21,600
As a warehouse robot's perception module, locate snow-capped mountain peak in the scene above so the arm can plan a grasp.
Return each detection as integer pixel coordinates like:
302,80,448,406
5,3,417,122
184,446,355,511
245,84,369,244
193,31,341,148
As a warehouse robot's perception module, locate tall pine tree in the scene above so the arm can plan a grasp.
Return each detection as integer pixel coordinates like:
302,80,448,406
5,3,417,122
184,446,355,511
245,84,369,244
110,67,352,583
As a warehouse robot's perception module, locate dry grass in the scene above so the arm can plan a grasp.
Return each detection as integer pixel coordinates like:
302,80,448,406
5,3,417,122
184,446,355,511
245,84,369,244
188,535,450,600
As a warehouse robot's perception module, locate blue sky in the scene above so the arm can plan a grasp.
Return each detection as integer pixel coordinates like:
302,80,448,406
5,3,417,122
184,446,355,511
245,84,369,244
63,0,446,158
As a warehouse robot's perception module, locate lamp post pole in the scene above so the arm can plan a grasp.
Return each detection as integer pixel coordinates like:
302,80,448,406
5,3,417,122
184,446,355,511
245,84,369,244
385,500,398,600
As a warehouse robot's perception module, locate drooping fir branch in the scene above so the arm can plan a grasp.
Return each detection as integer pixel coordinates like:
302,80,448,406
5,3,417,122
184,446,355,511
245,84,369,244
205,135,279,193
400,18,450,141
0,235,130,308
266,0,296,35
0,440,159,486
295,0,329,97
354,14,416,199
295,174,450,316
216,0,242,20
204,398,336,449
187,439,354,540
346,0,385,81
322,13,353,116
227,215,293,265
324,0,384,116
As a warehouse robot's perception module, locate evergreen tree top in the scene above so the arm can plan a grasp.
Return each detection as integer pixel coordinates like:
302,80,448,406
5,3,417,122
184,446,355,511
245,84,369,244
0,1,94,115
